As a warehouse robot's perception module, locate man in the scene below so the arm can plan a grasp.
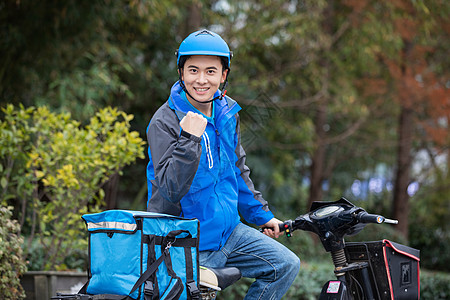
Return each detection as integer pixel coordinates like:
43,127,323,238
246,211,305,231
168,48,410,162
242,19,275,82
146,29,300,299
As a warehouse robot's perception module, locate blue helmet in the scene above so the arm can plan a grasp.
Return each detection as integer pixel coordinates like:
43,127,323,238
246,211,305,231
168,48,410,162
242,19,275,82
176,29,232,69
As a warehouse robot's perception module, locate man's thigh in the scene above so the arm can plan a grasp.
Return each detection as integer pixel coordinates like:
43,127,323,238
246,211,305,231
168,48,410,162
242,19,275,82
200,223,293,279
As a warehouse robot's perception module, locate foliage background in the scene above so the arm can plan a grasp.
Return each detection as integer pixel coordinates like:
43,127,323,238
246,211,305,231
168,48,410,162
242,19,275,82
0,206,26,299
0,105,145,272
0,0,449,298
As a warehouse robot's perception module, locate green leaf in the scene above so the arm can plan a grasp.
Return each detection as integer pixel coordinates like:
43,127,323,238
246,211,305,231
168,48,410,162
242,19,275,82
0,177,7,189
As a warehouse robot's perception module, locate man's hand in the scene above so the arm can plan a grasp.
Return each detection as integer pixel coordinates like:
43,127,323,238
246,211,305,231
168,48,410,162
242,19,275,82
180,111,207,138
260,218,284,239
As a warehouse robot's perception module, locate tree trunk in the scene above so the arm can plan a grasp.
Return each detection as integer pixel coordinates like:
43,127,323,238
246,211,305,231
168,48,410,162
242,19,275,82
104,173,119,210
392,106,413,239
392,39,415,240
308,104,327,208
183,3,202,36
308,1,334,209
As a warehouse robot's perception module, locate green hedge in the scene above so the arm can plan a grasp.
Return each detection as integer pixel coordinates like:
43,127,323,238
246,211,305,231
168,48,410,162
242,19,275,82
217,262,450,300
0,206,27,299
216,261,334,300
421,270,450,300
0,104,145,271
410,225,450,272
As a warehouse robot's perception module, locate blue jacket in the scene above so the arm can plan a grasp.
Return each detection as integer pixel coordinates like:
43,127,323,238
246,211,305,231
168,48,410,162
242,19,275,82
146,81,274,251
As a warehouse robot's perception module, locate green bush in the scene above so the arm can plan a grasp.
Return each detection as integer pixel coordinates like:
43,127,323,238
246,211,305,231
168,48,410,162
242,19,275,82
0,104,145,270
216,277,254,300
421,270,450,300
285,261,334,299
0,206,27,300
410,225,450,272
216,260,333,300
218,262,450,300
409,170,450,272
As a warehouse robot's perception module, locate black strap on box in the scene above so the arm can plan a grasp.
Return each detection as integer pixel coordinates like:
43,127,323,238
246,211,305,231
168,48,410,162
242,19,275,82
147,231,200,300
184,246,200,300
77,230,188,300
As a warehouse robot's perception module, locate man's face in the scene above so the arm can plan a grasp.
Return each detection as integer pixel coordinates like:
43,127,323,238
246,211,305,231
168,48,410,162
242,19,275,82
181,55,228,103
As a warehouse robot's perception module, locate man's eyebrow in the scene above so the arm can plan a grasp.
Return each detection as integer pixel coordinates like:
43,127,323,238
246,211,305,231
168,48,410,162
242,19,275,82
187,65,218,70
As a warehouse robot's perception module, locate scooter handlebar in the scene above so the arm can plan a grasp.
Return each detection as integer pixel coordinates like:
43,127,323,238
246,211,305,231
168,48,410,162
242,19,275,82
260,220,294,237
261,210,398,238
383,218,399,224
356,211,398,224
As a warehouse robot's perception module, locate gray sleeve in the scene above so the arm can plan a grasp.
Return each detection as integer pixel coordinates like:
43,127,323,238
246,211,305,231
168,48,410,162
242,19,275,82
147,109,202,203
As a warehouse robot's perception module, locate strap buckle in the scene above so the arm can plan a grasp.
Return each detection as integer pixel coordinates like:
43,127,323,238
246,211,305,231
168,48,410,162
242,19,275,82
164,237,176,251
144,281,154,296
186,281,200,299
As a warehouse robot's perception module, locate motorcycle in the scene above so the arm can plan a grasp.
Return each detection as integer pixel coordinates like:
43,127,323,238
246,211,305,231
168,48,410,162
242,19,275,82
199,197,420,300
266,197,420,300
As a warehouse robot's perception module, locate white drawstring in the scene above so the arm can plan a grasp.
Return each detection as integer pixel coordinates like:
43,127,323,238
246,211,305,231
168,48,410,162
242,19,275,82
202,132,213,169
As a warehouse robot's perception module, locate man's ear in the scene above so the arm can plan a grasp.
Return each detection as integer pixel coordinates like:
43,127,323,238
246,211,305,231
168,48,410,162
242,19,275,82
178,68,184,81
221,69,228,83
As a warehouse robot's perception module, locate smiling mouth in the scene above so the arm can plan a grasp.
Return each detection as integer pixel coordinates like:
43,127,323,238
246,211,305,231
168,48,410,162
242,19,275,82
194,87,209,92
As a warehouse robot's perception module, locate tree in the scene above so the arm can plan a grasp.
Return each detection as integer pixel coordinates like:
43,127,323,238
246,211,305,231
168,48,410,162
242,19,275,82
214,0,396,211
0,206,27,299
376,0,450,238
1,0,447,247
0,0,215,208
0,105,145,270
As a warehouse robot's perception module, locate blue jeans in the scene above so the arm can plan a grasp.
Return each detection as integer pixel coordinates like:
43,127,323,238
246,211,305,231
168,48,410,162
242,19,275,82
199,223,300,300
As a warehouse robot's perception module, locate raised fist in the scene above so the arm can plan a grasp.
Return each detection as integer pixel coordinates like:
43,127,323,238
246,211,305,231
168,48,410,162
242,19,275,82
180,111,207,138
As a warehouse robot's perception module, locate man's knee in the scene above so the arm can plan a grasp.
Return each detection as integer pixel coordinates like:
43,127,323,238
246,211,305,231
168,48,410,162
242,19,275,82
279,250,300,279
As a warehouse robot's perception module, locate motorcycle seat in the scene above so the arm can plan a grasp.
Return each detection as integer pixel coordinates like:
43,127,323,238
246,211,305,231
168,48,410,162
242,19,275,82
199,266,242,291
